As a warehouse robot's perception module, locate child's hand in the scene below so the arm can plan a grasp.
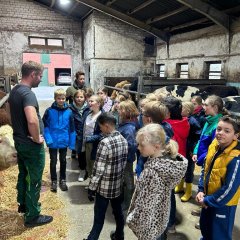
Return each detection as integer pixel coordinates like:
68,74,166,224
195,192,204,203
192,155,197,162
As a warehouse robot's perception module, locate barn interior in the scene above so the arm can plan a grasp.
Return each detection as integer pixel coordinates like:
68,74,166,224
0,0,240,240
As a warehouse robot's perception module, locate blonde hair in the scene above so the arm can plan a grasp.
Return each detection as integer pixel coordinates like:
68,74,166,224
139,97,152,107
182,101,194,115
136,123,178,158
145,93,157,101
143,101,168,123
118,100,139,122
154,88,171,102
90,95,104,108
54,88,66,99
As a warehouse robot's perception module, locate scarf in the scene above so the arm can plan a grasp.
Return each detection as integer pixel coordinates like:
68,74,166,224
73,101,87,116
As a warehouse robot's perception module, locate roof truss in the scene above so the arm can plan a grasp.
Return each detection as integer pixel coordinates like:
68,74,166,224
76,0,170,42
176,0,230,31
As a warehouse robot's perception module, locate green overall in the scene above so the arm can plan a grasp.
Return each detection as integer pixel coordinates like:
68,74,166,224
15,142,45,222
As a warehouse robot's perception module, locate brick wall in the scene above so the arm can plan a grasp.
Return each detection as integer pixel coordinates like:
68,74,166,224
0,0,82,76
156,21,240,84
0,0,81,34
83,11,154,90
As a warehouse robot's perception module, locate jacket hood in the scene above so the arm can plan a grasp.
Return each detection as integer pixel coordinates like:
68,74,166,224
144,154,188,187
165,117,190,139
73,80,85,89
51,101,69,110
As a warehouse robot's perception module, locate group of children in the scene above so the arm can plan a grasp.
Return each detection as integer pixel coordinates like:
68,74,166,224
41,84,240,240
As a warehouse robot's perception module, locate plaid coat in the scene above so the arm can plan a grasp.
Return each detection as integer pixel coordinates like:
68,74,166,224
89,130,128,199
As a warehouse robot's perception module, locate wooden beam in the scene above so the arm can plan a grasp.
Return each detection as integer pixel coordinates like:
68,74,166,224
146,6,188,24
76,0,170,42
164,6,238,32
68,2,79,15
106,0,117,7
176,0,229,31
50,0,56,8
128,0,156,15
166,17,209,31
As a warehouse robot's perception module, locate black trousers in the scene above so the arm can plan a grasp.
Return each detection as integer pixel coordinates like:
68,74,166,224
78,151,86,170
49,148,67,181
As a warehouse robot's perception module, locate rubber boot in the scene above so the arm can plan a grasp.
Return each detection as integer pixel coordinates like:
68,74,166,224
174,179,184,194
181,183,192,202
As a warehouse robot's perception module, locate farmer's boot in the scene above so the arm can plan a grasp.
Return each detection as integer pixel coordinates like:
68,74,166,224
174,179,184,194
181,183,192,202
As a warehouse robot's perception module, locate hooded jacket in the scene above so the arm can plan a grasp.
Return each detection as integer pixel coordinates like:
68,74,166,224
43,102,76,150
193,113,222,166
127,154,188,240
118,121,137,163
165,117,190,157
69,102,90,153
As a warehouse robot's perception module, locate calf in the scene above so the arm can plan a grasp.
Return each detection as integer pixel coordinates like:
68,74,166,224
0,125,17,171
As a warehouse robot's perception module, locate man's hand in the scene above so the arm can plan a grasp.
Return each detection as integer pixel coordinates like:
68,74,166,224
88,189,96,202
28,134,44,144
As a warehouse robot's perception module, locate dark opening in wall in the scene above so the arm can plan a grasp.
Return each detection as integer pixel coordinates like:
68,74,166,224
144,37,156,57
55,68,72,86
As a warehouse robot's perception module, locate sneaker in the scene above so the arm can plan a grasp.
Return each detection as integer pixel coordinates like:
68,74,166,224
110,230,124,240
51,181,57,192
59,180,68,191
18,204,26,213
167,224,176,234
191,208,201,216
24,214,53,228
78,170,86,182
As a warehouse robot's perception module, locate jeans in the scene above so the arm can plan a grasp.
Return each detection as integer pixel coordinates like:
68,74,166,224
87,193,124,240
168,189,176,227
122,162,134,210
15,142,45,222
49,148,67,181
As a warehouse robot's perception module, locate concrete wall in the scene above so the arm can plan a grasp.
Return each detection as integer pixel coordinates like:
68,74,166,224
0,0,82,76
156,20,240,87
83,11,154,91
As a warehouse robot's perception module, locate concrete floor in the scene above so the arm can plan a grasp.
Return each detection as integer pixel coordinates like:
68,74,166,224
37,94,240,240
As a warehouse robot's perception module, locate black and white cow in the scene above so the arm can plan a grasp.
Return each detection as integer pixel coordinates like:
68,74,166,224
223,96,240,118
158,85,239,101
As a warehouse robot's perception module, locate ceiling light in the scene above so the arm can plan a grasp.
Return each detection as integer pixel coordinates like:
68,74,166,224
60,0,71,5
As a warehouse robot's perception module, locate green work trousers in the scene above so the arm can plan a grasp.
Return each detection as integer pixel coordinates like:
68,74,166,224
15,142,45,222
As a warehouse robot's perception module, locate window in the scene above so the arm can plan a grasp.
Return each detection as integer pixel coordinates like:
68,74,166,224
206,61,222,79
29,37,63,48
177,63,188,78
159,64,165,77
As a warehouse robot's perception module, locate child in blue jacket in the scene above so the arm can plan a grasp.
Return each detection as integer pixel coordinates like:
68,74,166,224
196,116,240,240
43,89,76,192
118,100,139,210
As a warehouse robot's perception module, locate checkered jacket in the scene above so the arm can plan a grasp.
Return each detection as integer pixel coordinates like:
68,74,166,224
89,130,128,199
